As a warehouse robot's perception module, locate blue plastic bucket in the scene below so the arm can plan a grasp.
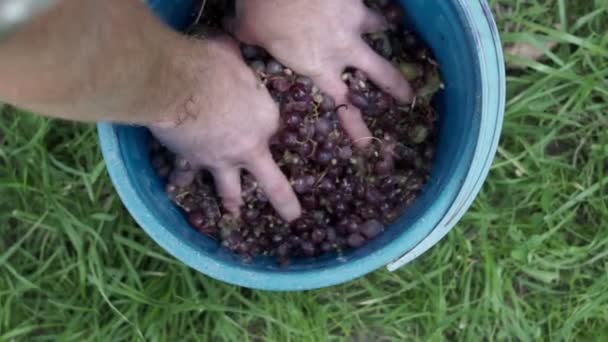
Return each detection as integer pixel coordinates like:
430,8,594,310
97,0,505,290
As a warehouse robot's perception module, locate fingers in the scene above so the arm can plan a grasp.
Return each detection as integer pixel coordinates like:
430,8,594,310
352,43,414,104
211,167,243,216
360,8,389,33
313,73,373,147
246,150,302,222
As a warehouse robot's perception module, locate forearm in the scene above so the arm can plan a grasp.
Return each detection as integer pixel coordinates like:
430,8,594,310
0,0,192,124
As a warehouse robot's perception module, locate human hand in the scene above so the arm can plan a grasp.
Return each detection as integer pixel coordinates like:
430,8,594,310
228,0,414,146
148,37,301,221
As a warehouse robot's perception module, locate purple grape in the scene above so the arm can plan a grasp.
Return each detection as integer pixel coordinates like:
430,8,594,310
241,45,262,59
317,178,335,193
298,122,315,139
346,220,360,234
315,118,332,136
361,206,378,220
375,158,394,175
365,187,384,203
311,229,326,244
293,174,315,194
316,150,333,165
320,94,336,112
250,60,266,74
281,131,300,148
277,243,290,257
337,146,353,161
348,91,370,109
301,241,316,257
361,220,385,239
290,84,308,101
284,113,302,129
322,140,336,152
301,195,318,210
188,211,205,230
266,60,283,74
347,233,366,248
384,4,404,25
270,77,291,93
326,227,337,242
296,141,313,157
243,209,260,222
295,76,314,92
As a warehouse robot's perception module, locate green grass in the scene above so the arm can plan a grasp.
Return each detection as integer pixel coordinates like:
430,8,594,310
1,0,607,340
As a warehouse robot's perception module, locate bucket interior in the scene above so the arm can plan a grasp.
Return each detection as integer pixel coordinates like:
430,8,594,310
105,0,481,276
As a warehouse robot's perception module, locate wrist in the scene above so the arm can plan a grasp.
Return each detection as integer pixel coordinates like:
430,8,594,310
147,37,240,129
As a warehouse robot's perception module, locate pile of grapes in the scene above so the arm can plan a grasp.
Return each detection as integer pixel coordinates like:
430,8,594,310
149,0,442,265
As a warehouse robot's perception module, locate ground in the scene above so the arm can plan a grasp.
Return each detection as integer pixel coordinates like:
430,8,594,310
1,0,607,340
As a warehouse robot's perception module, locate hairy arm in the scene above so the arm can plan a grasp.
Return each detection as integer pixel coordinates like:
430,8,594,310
0,0,193,124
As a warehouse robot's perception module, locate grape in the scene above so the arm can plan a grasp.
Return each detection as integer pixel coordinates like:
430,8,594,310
334,201,348,214
157,166,171,178
361,206,378,220
316,150,333,165
365,187,384,203
266,60,283,74
188,211,205,230
320,94,336,112
294,218,312,232
345,220,360,234
241,45,262,59
317,178,335,193
315,118,332,136
250,60,266,74
326,227,337,242
301,195,318,210
415,48,430,61
337,146,353,161
277,243,290,257
361,220,384,239
375,158,394,175
384,4,404,25
301,241,316,257
293,175,314,194
281,131,300,148
347,233,366,248
284,113,302,129
290,84,308,101
284,100,312,113
311,228,326,244
295,76,314,92
403,31,419,48
348,91,370,109
243,209,260,222
296,141,313,157
270,77,291,93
